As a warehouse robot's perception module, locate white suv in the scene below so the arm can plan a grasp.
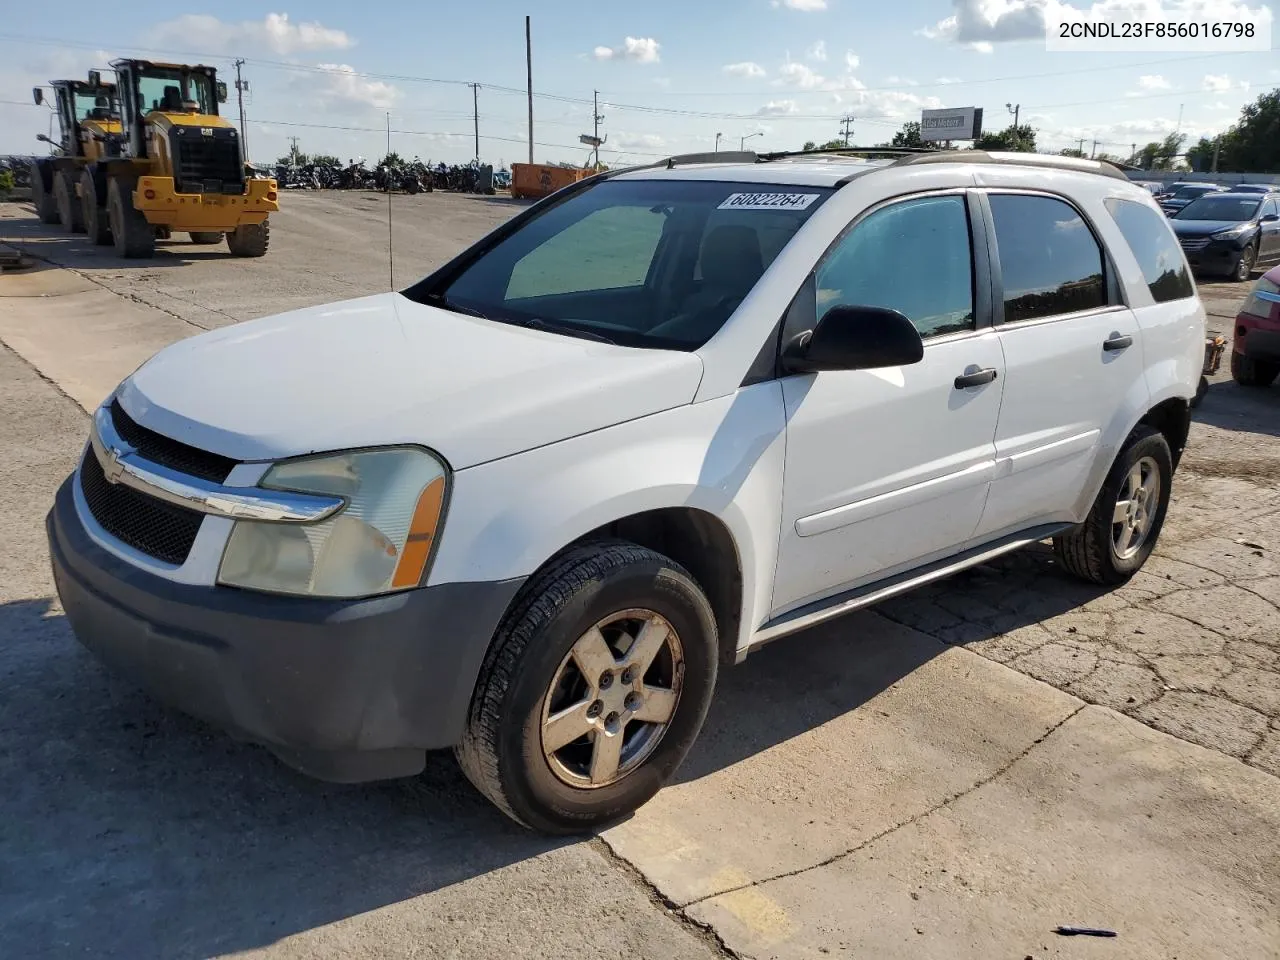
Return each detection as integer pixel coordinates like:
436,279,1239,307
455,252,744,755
48,150,1204,832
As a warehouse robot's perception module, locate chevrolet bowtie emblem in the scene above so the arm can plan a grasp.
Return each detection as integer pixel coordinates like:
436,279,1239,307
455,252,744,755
103,446,127,484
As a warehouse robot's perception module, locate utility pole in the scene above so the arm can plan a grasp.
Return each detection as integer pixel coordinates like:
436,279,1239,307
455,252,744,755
715,132,722,153
840,115,854,146
233,59,249,160
1175,103,1184,138
1211,135,1221,173
1006,102,1020,130
1077,137,1086,155
470,83,480,162
593,90,605,169
1090,139,1098,159
525,16,534,165
288,136,301,161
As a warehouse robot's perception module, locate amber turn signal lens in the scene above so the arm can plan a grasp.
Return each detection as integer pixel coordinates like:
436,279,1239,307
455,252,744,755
267,191,277,201
390,476,446,588
144,189,156,199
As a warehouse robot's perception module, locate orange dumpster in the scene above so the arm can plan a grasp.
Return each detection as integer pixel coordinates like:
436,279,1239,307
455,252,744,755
511,163,594,199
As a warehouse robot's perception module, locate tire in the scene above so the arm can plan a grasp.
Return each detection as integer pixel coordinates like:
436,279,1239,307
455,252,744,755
188,231,223,244
1232,242,1257,282
1053,425,1173,586
106,176,155,259
1231,352,1280,388
226,220,269,258
30,161,59,224
53,169,84,233
456,540,719,834
80,170,111,246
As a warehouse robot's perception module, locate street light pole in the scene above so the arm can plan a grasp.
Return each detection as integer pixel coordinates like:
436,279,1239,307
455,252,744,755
715,132,722,153
741,131,763,151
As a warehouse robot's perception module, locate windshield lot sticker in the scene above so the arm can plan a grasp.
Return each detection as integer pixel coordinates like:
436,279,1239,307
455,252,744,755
718,193,821,211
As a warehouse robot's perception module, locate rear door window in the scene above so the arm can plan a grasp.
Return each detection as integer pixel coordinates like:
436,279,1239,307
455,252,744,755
988,194,1108,323
1104,197,1194,304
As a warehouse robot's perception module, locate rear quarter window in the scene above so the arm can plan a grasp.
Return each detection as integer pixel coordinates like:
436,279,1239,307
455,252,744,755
1104,198,1195,304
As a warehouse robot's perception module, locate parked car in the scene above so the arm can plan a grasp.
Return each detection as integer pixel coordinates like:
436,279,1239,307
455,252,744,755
1225,183,1278,195
1170,192,1280,281
1159,182,1226,215
1231,265,1280,386
1132,180,1164,196
47,150,1203,833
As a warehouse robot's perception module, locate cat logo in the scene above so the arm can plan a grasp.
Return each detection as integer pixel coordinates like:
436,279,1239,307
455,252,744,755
201,127,213,137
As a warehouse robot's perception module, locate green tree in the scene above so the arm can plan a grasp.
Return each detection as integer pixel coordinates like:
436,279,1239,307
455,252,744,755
378,152,404,168
802,140,816,151
890,121,924,148
1217,88,1280,172
1059,147,1087,158
1185,136,1216,172
0,168,14,194
1136,133,1186,170
974,124,1036,152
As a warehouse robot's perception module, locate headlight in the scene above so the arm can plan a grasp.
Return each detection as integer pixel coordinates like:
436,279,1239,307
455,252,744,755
218,447,448,598
1240,277,1280,319
1211,224,1251,240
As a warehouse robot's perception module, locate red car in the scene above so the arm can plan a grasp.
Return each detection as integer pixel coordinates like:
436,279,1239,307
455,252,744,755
1233,264,1280,386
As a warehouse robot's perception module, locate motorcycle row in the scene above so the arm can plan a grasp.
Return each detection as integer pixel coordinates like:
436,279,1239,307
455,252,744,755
267,157,513,195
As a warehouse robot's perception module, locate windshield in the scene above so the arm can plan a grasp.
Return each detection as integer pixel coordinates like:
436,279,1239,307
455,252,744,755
1172,185,1217,199
420,178,833,350
137,69,215,115
1176,196,1262,221
73,89,115,122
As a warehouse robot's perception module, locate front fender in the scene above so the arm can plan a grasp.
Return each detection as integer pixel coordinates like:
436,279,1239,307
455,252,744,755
427,384,788,655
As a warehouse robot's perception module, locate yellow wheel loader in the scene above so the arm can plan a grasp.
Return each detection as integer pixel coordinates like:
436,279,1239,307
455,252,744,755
29,78,123,238
86,60,278,259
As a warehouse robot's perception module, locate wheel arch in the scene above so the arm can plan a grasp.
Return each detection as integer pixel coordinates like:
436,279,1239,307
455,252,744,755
1139,396,1191,470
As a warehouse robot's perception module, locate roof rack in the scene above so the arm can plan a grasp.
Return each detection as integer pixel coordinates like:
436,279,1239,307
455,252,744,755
890,150,1131,182
759,146,938,161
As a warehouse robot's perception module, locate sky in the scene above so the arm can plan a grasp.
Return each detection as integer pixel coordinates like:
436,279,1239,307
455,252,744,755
1,0,1277,168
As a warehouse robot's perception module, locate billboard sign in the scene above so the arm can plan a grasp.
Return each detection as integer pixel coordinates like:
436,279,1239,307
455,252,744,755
920,107,983,142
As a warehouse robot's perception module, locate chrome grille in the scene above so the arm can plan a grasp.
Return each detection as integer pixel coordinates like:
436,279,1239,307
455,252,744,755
79,449,204,565
1178,237,1210,252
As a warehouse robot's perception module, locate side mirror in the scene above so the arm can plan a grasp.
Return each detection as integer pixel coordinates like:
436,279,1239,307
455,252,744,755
36,134,53,144
87,70,101,88
216,81,228,104
32,87,43,106
1261,213,1280,223
783,305,924,374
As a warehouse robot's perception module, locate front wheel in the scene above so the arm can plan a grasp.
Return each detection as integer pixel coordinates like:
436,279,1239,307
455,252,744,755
53,169,84,233
226,220,269,257
106,177,155,259
29,161,58,224
456,541,719,834
1054,425,1173,586
1231,352,1279,387
1232,242,1257,282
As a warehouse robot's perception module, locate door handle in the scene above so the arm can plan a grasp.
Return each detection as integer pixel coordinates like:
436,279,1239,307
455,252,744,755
1103,334,1133,352
954,367,998,389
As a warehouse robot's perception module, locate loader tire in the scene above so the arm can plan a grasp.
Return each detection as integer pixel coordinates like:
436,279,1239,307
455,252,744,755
188,231,223,245
107,177,155,259
81,170,111,246
54,169,84,233
30,161,59,224
227,219,269,258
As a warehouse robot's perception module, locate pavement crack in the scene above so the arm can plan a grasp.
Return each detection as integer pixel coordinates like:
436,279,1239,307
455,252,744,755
681,703,1088,911
590,837,749,960
0,338,89,416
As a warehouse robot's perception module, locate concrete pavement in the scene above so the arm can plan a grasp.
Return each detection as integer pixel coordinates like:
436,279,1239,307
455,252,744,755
2,195,1277,959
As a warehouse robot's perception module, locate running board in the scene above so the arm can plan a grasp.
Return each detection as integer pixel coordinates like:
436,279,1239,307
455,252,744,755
743,523,1073,658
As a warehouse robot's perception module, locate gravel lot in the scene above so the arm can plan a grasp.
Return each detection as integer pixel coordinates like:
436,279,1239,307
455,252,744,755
2,192,1278,959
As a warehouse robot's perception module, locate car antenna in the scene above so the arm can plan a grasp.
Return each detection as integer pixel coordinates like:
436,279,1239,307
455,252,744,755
385,111,395,291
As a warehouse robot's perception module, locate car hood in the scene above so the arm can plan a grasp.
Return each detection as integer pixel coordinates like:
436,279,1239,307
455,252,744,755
1170,218,1253,235
118,293,705,470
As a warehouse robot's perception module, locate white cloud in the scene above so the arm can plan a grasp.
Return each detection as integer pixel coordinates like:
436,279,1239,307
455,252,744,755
885,75,920,86
757,99,799,115
1203,73,1231,91
844,51,861,70
309,63,398,112
808,40,828,61
614,132,666,150
920,0,1271,48
775,61,825,89
146,12,352,55
723,61,767,78
771,0,828,9
1139,74,1171,90
593,37,661,63
936,76,961,83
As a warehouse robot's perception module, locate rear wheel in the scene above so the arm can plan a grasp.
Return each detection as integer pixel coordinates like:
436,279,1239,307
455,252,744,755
106,176,155,259
1054,426,1173,586
1231,352,1280,388
29,161,59,224
80,170,111,246
456,541,719,834
226,219,269,257
188,231,223,244
53,169,84,233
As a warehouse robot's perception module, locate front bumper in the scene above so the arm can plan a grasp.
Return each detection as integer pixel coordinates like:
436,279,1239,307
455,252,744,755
1235,312,1280,361
47,476,523,782
1182,235,1253,275
132,176,279,230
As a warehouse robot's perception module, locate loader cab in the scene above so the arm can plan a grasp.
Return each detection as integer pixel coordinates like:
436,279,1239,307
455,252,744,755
42,79,119,157
111,59,224,160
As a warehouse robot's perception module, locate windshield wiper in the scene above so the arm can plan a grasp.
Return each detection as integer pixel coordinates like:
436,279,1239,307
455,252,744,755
502,315,617,345
425,293,489,320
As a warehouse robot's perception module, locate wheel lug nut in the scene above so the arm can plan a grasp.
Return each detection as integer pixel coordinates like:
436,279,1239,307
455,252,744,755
599,671,613,689
621,668,635,684
624,692,640,710
605,711,619,726
586,700,603,719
